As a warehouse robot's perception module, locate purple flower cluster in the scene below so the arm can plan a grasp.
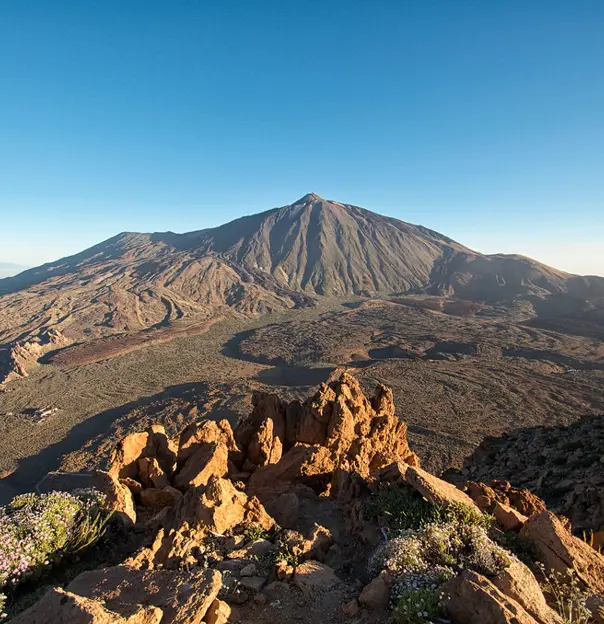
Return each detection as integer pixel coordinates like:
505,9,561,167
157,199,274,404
0,489,107,593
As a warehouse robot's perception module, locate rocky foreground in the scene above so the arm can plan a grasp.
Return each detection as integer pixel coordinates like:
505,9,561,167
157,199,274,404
4,373,604,623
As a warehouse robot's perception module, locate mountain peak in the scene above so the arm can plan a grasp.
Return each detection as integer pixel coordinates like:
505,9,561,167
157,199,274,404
296,192,324,204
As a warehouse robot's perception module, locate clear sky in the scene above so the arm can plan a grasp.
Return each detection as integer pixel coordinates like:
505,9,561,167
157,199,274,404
1,0,603,276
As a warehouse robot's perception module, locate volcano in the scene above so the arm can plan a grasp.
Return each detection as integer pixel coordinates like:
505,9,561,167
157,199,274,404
1,193,603,381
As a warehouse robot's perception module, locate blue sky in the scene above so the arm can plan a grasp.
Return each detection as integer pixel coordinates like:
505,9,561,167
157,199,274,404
1,1,603,276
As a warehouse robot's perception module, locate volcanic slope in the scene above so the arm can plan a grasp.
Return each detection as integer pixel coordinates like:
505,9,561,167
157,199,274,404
0,193,467,343
1,193,603,381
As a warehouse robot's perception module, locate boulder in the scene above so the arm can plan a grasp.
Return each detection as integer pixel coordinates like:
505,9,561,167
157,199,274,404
248,444,335,492
108,432,154,480
126,527,167,570
37,470,136,527
293,560,340,596
148,425,177,475
491,480,547,517
177,419,241,465
466,481,504,512
275,561,294,581
521,511,604,594
388,463,481,511
67,565,222,624
302,524,334,561
466,480,547,518
242,494,276,531
194,476,250,534
358,572,390,610
330,376,419,473
8,587,163,624
249,539,274,557
276,525,333,563
492,559,562,624
172,442,228,490
443,570,540,624
293,398,329,445
138,477,274,568
120,478,143,497
247,417,283,467
226,539,274,561
248,392,287,444
108,426,177,481
133,507,171,534
137,457,169,489
139,486,182,508
239,576,267,592
240,563,258,577
494,501,528,532
159,480,246,556
216,558,248,572
324,389,357,457
204,599,231,624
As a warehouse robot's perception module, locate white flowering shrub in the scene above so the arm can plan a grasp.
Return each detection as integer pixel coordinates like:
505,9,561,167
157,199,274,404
0,488,111,610
371,521,511,580
371,520,512,622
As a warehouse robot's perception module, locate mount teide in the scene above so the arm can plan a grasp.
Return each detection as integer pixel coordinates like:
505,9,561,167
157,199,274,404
1,193,603,381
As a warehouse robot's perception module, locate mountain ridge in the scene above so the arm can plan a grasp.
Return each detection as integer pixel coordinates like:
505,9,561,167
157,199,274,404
0,193,579,296
1,194,603,383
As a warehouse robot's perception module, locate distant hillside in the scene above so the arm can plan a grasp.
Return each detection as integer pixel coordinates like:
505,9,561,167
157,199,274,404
1,193,603,382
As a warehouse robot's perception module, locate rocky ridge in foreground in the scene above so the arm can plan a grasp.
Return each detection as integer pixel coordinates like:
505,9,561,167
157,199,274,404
3,373,604,623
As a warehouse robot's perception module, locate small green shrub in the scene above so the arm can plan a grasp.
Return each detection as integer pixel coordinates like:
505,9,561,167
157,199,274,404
439,501,494,531
393,586,445,623
242,525,271,543
275,544,303,568
0,593,6,621
365,487,435,532
537,564,592,624
365,486,492,534
66,506,113,554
